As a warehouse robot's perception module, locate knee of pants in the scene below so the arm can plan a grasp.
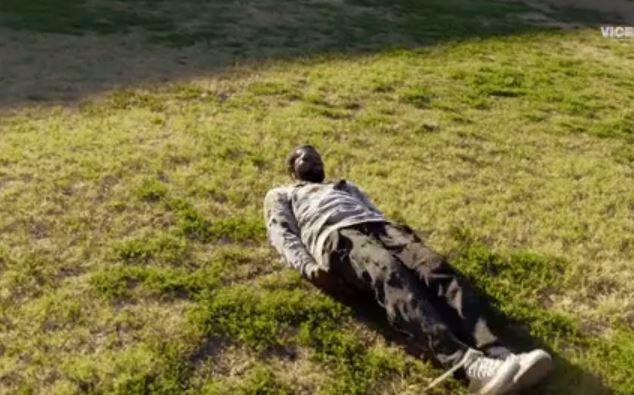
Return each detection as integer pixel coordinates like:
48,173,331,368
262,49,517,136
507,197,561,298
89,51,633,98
382,265,426,310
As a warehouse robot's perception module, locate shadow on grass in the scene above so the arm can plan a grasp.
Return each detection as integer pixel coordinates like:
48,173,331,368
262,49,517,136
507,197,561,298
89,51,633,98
322,267,613,395
0,0,614,107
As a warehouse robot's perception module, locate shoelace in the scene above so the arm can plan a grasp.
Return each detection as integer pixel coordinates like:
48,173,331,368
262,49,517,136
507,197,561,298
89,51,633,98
466,355,503,379
423,348,484,393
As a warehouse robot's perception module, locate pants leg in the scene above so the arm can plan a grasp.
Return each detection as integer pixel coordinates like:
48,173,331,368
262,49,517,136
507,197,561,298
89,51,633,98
323,223,470,368
375,223,511,358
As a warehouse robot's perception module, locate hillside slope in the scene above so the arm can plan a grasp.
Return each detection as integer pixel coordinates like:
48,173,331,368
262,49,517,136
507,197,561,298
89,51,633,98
0,1,633,394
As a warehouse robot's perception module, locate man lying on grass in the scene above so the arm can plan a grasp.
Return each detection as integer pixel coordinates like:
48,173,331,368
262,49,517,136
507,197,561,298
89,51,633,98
264,145,553,395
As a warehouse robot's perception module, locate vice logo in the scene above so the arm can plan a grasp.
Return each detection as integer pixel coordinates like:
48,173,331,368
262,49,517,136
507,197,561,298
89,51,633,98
601,26,634,39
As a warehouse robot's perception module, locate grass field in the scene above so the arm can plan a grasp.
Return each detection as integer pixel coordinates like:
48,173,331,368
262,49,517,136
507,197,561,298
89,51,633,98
0,0,633,394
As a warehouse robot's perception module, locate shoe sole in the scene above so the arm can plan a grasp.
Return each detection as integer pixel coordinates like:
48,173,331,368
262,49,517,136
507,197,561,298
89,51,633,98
470,358,520,395
513,352,553,392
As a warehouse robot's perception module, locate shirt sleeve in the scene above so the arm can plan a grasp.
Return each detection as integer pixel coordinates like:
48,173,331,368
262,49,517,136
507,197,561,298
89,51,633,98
344,181,383,215
263,187,321,278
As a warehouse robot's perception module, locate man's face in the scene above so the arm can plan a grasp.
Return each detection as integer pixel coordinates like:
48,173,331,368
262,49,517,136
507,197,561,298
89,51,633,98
294,148,325,183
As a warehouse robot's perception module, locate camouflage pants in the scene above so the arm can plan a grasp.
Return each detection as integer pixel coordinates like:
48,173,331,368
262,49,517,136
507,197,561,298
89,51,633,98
322,221,509,367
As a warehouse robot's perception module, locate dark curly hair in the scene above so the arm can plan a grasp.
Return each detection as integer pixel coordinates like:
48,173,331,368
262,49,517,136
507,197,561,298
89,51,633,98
286,144,318,178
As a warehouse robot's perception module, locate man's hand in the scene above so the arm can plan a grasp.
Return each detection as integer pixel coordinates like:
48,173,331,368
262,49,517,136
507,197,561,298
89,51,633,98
306,266,332,286
306,266,345,295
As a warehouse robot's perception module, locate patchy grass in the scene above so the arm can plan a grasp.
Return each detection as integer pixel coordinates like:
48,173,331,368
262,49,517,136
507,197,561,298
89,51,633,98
451,235,634,394
0,0,633,394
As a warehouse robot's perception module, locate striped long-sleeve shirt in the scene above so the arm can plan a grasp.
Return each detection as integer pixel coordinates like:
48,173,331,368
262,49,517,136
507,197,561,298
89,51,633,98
263,179,387,279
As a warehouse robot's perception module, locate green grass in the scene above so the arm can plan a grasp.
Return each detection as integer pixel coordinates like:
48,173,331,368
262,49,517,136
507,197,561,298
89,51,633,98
0,0,633,394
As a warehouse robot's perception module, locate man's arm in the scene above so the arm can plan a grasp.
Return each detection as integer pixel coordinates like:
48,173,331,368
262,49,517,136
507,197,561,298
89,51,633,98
263,187,322,279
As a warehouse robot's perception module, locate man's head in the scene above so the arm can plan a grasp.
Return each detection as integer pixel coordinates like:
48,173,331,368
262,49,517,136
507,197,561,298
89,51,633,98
286,144,325,183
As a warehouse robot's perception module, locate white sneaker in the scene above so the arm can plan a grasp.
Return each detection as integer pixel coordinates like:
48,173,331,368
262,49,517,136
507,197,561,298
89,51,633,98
465,350,520,395
508,349,553,391
423,348,519,395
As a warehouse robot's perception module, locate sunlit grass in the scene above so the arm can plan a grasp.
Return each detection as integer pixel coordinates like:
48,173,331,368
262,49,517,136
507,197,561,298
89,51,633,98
0,0,633,393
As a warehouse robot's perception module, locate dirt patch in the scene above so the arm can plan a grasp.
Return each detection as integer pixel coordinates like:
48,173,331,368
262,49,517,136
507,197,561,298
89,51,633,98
0,29,227,106
515,0,634,23
0,0,407,108
516,11,578,28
